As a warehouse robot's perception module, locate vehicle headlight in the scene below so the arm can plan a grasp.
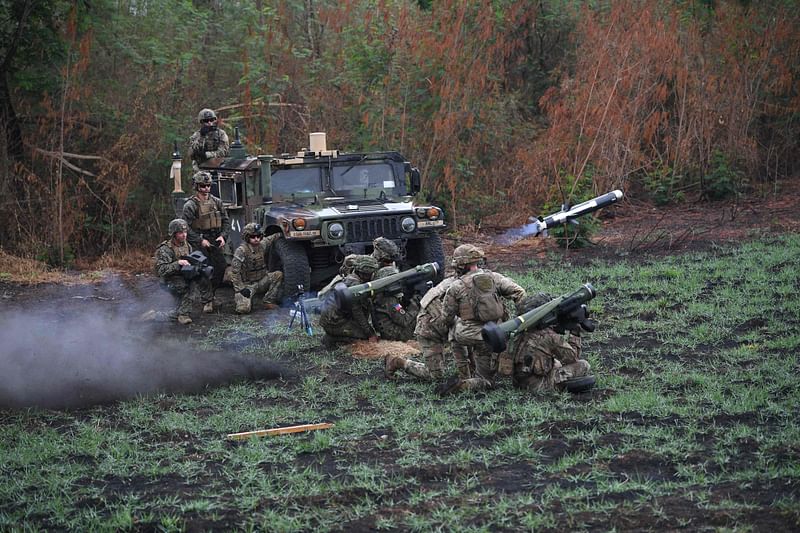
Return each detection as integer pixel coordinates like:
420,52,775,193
328,222,344,239
401,216,416,233
292,218,306,230
426,207,441,220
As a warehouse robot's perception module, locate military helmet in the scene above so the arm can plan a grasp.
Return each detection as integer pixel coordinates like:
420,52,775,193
518,292,553,315
192,171,213,188
452,244,485,268
198,108,217,123
242,223,263,240
372,237,399,262
168,218,189,235
352,255,379,276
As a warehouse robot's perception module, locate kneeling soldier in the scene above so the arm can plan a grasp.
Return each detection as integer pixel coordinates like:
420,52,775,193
151,218,212,324
319,255,380,346
231,223,284,314
372,266,419,342
511,292,592,393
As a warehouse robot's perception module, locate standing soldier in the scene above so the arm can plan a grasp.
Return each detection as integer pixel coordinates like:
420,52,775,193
319,255,380,347
371,266,419,341
182,170,229,313
439,244,526,395
384,274,456,382
150,218,212,325
230,223,284,314
189,108,229,171
511,293,593,393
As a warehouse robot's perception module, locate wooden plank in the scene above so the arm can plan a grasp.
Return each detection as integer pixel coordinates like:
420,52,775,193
226,422,334,441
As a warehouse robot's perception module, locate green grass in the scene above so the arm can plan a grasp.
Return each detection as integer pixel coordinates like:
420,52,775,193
2,235,800,530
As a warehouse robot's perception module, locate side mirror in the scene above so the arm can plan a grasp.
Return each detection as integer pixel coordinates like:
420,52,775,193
409,167,421,195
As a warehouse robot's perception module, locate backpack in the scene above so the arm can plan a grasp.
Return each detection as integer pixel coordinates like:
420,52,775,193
468,272,505,323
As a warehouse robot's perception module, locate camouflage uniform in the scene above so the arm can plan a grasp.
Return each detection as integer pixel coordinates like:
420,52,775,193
230,223,284,314
319,256,380,344
372,266,419,341
511,293,590,392
414,276,458,378
189,108,230,170
442,245,525,393
153,219,212,321
182,172,229,291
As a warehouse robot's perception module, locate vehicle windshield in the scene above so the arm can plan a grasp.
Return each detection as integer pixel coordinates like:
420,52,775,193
272,167,322,195
331,163,396,193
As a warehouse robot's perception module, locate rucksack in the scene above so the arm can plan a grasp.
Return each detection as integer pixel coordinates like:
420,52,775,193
468,272,505,323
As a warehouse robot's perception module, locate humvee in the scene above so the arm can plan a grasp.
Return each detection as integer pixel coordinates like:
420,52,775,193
171,131,446,297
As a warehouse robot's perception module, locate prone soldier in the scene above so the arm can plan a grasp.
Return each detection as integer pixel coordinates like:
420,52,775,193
230,223,284,314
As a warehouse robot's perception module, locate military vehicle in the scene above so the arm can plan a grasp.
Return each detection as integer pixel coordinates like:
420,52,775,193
171,131,446,297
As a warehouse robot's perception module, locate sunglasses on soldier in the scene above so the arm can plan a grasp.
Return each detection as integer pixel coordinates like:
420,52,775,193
197,183,211,189
202,118,216,124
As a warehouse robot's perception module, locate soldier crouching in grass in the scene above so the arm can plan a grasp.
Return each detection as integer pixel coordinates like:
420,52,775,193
371,266,419,342
438,244,526,395
384,274,456,382
511,292,594,394
144,218,212,325
230,223,284,314
319,255,380,348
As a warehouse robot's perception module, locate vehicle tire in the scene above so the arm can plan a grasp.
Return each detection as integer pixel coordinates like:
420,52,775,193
269,238,311,301
405,233,445,283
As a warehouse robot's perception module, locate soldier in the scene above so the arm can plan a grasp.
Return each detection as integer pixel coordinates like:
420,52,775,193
384,274,456,382
181,170,229,312
319,255,380,346
371,266,419,341
371,237,399,267
439,244,526,395
511,292,593,393
230,223,284,314
189,108,230,171
149,218,212,325
317,254,361,300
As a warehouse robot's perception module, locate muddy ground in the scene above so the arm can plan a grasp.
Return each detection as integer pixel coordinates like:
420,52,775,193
1,188,799,530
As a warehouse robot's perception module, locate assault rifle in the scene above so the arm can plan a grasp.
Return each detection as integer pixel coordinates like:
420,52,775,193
333,262,440,312
180,250,214,281
499,190,623,244
481,284,597,353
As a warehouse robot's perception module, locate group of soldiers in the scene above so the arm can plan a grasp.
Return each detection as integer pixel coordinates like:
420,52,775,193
152,106,593,394
317,241,594,396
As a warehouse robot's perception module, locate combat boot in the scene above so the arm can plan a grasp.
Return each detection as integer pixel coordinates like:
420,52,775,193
203,302,214,314
437,376,463,397
384,354,407,379
177,315,193,325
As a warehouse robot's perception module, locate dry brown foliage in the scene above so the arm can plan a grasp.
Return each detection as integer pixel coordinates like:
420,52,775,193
348,339,421,360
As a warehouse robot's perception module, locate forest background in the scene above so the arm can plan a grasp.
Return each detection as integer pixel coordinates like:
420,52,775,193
0,0,798,266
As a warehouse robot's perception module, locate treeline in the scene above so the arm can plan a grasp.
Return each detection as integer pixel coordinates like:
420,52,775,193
0,0,798,264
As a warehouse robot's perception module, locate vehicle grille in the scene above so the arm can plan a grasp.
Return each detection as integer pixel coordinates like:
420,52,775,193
345,217,401,242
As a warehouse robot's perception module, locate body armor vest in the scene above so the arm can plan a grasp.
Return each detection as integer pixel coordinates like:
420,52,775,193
241,243,268,282
191,197,222,231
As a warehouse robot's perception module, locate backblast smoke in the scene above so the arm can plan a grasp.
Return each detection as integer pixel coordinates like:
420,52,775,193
0,307,291,410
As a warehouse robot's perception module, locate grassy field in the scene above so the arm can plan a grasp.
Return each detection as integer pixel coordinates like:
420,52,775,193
1,235,799,531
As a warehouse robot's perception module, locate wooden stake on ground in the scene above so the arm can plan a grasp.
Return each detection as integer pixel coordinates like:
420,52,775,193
226,422,334,441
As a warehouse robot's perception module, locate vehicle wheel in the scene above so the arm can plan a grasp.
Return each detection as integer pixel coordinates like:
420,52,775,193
405,233,445,282
269,238,311,301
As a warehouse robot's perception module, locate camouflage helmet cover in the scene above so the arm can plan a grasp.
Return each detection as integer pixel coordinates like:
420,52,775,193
452,244,485,268
242,223,263,240
372,237,399,262
192,171,213,187
518,292,554,315
352,255,380,276
198,108,217,122
168,218,189,235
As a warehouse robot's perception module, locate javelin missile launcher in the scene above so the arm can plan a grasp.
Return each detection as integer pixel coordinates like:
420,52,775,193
481,283,597,353
333,262,440,312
